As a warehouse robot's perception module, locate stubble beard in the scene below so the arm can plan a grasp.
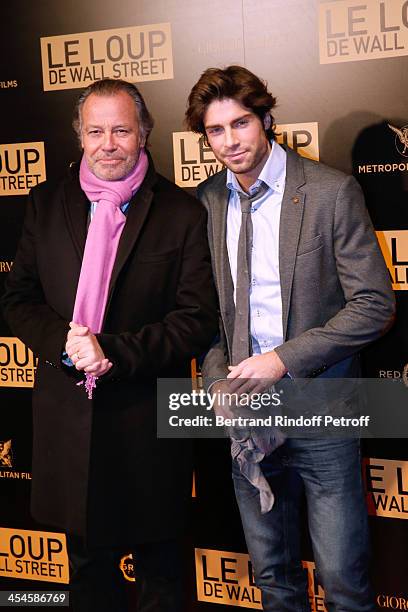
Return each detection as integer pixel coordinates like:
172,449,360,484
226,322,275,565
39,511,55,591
89,155,138,181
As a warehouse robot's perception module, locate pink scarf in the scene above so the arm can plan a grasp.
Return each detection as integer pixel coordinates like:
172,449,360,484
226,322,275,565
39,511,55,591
72,148,149,397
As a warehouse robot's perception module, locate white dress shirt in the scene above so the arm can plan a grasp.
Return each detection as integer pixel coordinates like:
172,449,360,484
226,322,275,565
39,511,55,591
226,141,287,355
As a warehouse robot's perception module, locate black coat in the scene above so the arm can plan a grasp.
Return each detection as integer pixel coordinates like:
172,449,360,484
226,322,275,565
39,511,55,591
2,158,218,547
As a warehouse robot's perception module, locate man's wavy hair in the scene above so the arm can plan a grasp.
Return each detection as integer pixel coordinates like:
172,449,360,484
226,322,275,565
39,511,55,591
72,78,154,146
185,65,277,142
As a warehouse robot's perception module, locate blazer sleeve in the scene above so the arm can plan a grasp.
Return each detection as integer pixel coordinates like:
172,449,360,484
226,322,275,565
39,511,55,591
201,327,230,382
96,204,219,379
274,175,396,378
1,191,70,366
197,181,230,381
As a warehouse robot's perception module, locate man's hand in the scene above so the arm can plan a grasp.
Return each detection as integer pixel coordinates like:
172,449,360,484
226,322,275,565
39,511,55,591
227,350,287,394
65,322,112,377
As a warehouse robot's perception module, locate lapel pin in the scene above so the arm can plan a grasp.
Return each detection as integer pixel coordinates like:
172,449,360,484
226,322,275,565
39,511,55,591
292,196,300,204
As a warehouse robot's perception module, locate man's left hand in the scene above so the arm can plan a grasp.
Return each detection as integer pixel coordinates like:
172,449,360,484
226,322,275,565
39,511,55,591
66,322,112,377
227,350,287,394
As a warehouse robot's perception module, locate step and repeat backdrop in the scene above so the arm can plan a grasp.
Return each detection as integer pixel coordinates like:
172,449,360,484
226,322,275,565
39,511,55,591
1,0,407,609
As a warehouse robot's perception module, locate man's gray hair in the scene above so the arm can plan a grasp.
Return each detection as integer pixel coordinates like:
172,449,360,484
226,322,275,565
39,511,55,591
72,78,154,145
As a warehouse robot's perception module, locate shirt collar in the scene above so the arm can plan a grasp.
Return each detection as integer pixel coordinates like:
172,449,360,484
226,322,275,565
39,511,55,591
90,201,130,214
226,141,286,196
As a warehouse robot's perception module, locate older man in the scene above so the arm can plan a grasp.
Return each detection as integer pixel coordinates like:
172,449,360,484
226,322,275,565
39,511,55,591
2,78,217,612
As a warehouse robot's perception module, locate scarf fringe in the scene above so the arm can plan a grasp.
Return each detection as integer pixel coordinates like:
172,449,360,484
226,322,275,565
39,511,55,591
76,373,98,399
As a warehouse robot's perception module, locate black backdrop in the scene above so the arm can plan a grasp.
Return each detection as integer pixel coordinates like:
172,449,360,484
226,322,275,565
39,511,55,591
1,1,407,610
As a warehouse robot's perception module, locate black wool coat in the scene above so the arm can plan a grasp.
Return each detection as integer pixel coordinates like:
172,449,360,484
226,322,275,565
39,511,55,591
2,158,218,547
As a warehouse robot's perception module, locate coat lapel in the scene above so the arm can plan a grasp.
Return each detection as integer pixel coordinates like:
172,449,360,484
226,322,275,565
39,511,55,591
279,146,306,339
63,157,156,303
63,164,89,262
108,161,156,293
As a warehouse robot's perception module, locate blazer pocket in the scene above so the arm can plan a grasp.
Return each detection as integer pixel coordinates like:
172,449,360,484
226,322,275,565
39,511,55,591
297,234,323,256
135,247,179,263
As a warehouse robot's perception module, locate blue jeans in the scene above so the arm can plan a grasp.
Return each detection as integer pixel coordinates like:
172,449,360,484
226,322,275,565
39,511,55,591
232,438,375,612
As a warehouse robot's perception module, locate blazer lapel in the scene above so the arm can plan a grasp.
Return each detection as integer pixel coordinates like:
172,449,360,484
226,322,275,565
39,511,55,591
209,148,306,348
210,173,235,354
279,146,306,339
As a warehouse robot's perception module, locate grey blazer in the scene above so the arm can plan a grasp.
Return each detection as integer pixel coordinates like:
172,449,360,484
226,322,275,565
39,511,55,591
198,145,395,380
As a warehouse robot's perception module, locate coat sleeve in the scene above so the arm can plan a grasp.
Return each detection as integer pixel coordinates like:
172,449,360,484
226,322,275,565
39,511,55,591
274,175,396,378
1,191,70,366
96,204,219,379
